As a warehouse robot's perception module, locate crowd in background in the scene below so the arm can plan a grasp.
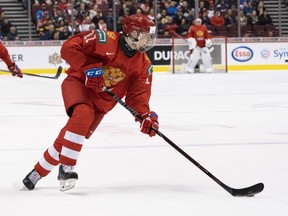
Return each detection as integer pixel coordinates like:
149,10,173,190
0,0,280,41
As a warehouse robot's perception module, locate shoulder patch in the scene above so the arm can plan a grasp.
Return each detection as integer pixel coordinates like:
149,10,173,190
96,29,107,44
147,64,153,76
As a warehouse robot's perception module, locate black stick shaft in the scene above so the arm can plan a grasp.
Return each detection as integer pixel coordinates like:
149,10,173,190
0,66,62,79
104,89,232,194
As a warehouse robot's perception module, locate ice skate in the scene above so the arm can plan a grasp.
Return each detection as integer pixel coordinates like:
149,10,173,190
57,164,78,191
22,169,42,190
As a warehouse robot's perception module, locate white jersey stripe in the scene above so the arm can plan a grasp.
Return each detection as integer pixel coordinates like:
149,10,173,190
61,146,81,160
48,145,60,161
64,130,85,144
39,157,55,171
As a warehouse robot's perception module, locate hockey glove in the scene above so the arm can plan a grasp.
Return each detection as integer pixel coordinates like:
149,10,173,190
139,111,159,137
205,39,212,48
8,62,23,78
84,67,105,94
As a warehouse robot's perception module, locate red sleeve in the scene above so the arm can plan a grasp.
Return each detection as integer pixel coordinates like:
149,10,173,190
60,30,100,71
125,54,153,115
0,41,13,67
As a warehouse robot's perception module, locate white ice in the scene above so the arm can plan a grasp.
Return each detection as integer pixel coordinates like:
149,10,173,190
0,71,287,216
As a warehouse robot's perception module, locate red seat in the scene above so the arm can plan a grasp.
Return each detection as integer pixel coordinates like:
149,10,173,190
253,25,266,36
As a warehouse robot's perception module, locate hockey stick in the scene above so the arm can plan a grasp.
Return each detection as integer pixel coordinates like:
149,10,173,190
0,66,63,79
104,89,264,197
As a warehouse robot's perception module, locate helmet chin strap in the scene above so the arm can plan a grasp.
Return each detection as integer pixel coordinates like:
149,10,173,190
127,35,138,50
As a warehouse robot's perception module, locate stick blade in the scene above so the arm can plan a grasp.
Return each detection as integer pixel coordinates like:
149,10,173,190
230,183,264,197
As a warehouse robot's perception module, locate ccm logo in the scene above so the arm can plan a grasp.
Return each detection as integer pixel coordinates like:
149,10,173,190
85,68,103,78
232,46,253,62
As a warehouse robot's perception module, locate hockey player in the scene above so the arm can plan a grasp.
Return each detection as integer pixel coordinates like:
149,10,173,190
186,18,214,73
0,41,23,77
22,14,159,191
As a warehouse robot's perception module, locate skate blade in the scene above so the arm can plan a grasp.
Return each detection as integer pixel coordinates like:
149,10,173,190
59,178,77,192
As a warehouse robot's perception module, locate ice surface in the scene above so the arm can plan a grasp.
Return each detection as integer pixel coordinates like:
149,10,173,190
0,71,287,216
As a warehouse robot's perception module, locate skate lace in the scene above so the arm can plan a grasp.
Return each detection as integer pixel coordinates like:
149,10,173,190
62,165,75,173
28,170,41,185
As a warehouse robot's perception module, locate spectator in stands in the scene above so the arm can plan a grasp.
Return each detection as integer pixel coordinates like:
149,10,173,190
236,9,248,26
91,9,104,28
37,11,52,32
139,0,150,14
166,0,178,18
177,17,189,35
216,0,229,14
239,0,247,9
135,8,144,15
54,9,66,27
116,16,123,32
158,15,178,37
58,0,69,11
257,9,272,25
77,1,89,23
180,1,191,18
6,26,19,41
59,24,71,40
210,10,225,27
247,10,258,26
39,23,55,40
224,8,237,26
198,1,207,18
186,9,195,25
256,0,266,16
243,1,253,16
68,18,82,34
53,30,60,40
147,8,155,21
36,3,53,23
173,8,185,26
97,18,107,31
81,15,95,32
201,11,211,26
105,8,114,31
1,18,12,37
227,0,237,9
207,1,215,18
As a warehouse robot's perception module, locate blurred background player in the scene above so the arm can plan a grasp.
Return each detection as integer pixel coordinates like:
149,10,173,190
0,41,23,77
22,14,159,191
186,18,214,73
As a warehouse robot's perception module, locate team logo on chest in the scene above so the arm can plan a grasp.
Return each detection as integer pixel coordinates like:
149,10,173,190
103,66,126,87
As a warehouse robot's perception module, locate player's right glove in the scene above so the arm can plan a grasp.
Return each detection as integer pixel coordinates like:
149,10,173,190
84,65,105,94
8,62,23,78
139,111,159,137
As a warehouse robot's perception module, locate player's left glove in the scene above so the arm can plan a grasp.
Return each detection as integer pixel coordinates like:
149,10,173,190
139,111,159,137
8,62,23,78
205,39,212,48
84,66,105,94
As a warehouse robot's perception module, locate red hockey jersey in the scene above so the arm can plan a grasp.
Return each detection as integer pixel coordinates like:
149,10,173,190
61,30,154,115
186,25,211,48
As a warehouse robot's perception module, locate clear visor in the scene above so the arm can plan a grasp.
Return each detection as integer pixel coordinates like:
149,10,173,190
136,31,156,53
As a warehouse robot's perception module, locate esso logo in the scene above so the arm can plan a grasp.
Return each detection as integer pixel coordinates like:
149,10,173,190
232,46,254,62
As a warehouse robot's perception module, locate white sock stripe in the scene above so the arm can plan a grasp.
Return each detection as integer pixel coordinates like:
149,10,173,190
39,157,55,171
64,130,85,144
48,145,60,161
61,146,80,160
